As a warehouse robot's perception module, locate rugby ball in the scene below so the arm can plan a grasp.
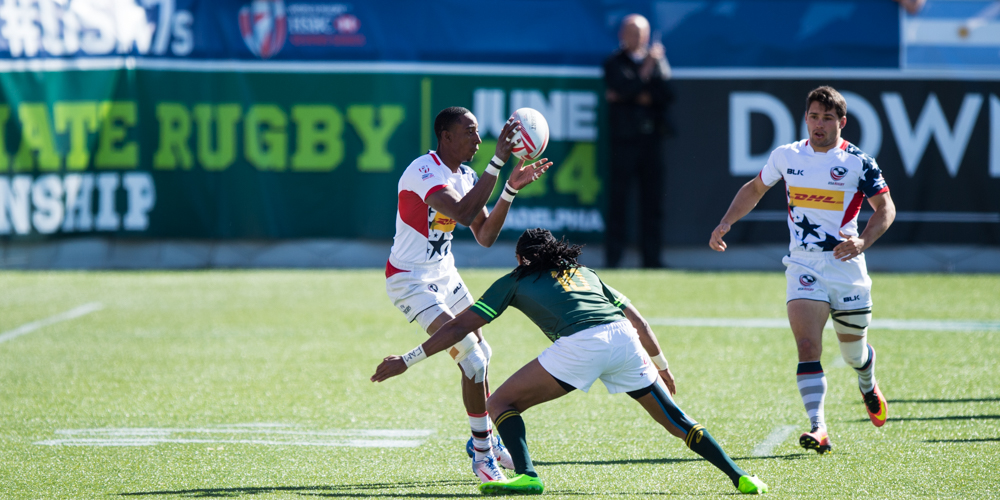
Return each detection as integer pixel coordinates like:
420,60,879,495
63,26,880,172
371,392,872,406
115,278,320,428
509,107,550,161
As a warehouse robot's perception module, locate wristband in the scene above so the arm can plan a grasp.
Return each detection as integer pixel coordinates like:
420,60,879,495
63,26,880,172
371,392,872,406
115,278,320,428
500,181,518,202
650,352,669,371
484,156,504,176
401,345,427,367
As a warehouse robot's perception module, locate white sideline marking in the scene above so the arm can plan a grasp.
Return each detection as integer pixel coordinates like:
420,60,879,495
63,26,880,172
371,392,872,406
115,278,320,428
648,317,1000,331
35,425,434,448
0,303,104,344
750,425,798,457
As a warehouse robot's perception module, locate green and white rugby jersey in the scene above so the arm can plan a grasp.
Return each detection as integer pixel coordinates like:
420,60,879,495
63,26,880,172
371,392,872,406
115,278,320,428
469,266,630,342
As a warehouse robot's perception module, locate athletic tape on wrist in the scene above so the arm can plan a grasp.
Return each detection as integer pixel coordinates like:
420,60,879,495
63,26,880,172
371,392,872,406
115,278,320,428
484,156,503,176
500,181,518,202
651,352,669,371
401,345,427,367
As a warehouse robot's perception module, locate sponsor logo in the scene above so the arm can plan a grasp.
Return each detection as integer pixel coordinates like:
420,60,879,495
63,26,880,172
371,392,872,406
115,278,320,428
400,305,411,314
430,212,457,233
786,169,804,176
428,284,438,293
843,295,861,303
788,186,844,211
239,0,288,59
830,166,848,181
453,283,463,295
799,274,817,287
286,3,366,47
421,173,434,180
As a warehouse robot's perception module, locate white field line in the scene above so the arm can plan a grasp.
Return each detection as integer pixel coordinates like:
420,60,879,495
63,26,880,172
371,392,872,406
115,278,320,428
750,425,798,457
648,318,1000,331
36,426,435,448
0,303,104,344
35,438,424,447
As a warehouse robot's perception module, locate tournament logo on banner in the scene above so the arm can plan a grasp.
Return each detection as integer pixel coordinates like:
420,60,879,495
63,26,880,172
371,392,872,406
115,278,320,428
239,0,288,59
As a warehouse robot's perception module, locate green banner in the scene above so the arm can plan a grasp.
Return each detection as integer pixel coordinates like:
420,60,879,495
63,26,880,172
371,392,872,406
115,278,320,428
0,69,605,241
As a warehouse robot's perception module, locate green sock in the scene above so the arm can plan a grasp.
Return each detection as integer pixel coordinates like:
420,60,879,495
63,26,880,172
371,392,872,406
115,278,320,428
685,425,747,487
494,410,537,477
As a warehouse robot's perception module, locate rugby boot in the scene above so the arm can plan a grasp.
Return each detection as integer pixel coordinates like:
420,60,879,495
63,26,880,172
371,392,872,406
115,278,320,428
479,473,544,495
492,435,515,470
737,475,769,494
472,454,505,483
862,382,888,427
799,427,832,454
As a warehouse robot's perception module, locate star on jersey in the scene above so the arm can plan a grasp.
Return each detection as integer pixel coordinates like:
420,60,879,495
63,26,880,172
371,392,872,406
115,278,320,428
816,233,843,252
794,214,823,241
428,236,450,258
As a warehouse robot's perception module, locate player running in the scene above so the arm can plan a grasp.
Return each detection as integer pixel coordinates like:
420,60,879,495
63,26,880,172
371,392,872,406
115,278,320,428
385,106,551,483
374,228,769,495
710,86,896,454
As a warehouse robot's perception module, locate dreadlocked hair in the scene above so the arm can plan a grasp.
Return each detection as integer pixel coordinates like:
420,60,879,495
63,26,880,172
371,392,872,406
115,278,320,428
513,228,584,280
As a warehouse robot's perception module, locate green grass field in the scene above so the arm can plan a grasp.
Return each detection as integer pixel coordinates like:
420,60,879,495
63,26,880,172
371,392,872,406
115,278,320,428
1,269,998,499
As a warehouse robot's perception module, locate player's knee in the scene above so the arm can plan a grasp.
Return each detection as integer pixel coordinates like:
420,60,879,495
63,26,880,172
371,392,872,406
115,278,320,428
795,337,821,360
478,336,492,365
458,344,488,383
832,308,871,337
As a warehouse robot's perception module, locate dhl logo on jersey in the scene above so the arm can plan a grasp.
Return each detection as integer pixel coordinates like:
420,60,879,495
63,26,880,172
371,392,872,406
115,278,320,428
430,213,457,232
788,186,844,210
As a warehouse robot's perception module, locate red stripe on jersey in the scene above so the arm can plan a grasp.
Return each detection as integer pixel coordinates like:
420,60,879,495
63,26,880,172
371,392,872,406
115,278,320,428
841,190,864,228
425,184,447,199
873,186,889,196
385,259,409,278
839,140,850,150
430,152,441,165
398,190,430,237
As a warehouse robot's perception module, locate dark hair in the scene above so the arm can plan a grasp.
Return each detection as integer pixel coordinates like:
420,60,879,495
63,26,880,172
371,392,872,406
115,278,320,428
805,86,847,119
513,228,584,280
434,106,472,142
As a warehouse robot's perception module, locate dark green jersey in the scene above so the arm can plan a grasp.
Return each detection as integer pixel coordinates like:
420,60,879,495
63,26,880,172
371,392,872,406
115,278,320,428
469,266,631,342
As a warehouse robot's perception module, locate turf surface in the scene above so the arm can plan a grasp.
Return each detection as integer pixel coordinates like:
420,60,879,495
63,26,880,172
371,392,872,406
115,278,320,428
1,269,997,499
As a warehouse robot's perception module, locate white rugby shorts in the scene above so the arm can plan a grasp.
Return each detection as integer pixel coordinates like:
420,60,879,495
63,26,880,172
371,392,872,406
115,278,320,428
385,253,474,324
782,250,873,310
537,320,658,394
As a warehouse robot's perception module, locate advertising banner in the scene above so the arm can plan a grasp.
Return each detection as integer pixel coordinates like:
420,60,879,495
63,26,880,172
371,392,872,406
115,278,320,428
0,68,605,241
665,78,1000,246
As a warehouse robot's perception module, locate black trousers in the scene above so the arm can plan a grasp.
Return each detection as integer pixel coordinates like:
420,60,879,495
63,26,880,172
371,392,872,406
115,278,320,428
605,134,664,268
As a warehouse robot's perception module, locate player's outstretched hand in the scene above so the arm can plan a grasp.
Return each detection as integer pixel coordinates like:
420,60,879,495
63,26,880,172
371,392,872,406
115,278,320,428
494,118,521,163
833,231,865,262
659,368,677,396
709,222,730,251
508,158,552,191
371,356,407,383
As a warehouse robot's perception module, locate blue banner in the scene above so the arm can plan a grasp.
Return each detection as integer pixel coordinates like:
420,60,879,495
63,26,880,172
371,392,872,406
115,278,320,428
0,0,903,68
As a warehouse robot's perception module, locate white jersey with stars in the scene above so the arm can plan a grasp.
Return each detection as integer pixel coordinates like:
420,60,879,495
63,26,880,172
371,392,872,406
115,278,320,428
760,139,889,253
389,151,479,267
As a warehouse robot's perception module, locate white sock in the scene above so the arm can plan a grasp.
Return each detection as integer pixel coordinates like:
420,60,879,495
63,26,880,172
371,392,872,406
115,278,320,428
469,412,492,461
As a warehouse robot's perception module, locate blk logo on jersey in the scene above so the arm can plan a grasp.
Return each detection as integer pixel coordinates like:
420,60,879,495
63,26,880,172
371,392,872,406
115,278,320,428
799,274,817,287
830,166,848,181
787,169,804,176
843,294,861,303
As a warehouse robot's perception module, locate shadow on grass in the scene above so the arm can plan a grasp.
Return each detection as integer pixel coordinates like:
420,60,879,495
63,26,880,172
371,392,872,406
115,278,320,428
118,480,475,498
925,437,1000,443
535,453,807,467
888,397,1000,404
120,481,722,498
